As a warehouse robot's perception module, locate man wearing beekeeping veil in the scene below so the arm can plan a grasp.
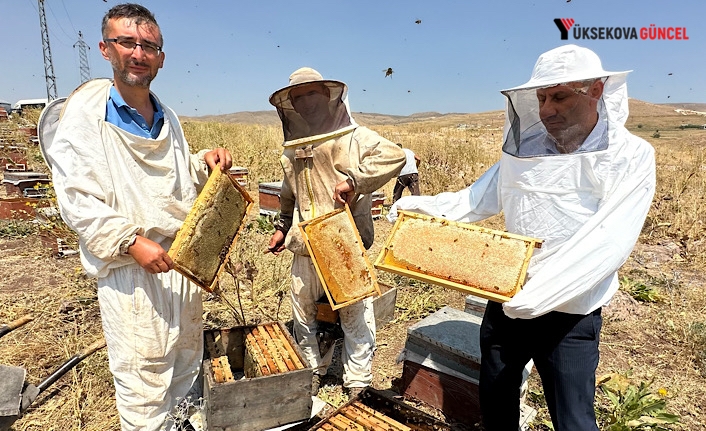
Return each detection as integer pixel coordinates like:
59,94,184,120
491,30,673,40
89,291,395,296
389,45,655,430
267,67,405,397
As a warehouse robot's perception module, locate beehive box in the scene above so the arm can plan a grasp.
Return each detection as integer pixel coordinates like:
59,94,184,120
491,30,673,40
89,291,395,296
168,168,253,292
0,145,27,171
203,322,313,431
257,182,386,220
370,191,385,219
375,211,542,303
228,166,249,188
2,171,50,197
258,181,283,216
299,206,381,310
307,388,451,431
400,306,483,425
315,282,397,328
0,197,51,220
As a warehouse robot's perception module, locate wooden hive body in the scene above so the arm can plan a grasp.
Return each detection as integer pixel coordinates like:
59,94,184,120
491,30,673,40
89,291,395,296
375,211,542,303
227,166,249,187
308,388,451,431
299,206,381,310
400,306,483,425
168,169,253,292
258,181,283,216
203,322,314,431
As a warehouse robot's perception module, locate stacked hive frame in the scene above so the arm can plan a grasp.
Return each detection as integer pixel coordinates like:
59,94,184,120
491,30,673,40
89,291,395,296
205,323,306,383
243,323,306,377
203,322,314,431
308,388,451,431
315,401,414,431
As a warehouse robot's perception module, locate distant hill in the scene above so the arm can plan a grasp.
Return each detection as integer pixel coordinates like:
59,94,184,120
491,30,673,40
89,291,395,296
182,99,705,127
181,110,503,127
661,103,706,114
188,111,280,126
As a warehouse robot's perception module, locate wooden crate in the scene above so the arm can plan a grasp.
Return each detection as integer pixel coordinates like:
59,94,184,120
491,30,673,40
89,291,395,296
308,387,451,431
375,210,543,303
299,207,380,310
168,169,253,292
203,322,314,431
258,181,283,216
315,282,398,328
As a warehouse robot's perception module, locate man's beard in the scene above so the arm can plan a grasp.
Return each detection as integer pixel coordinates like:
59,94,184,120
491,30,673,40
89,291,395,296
112,57,156,88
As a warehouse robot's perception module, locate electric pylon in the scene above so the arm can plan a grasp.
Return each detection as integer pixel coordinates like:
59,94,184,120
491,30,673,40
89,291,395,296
74,31,91,84
38,0,58,100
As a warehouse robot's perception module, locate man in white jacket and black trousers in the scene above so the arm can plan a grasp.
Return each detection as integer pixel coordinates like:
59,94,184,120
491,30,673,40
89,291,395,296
44,4,232,430
389,45,656,431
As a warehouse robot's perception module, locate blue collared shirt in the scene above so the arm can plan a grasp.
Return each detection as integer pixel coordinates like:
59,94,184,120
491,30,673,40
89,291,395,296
105,86,164,139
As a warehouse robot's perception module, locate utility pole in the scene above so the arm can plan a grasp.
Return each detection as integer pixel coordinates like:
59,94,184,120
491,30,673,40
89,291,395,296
74,31,91,84
38,0,58,101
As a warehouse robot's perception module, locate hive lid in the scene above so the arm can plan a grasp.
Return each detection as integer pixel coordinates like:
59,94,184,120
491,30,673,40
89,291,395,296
375,211,542,303
168,168,253,292
299,206,380,310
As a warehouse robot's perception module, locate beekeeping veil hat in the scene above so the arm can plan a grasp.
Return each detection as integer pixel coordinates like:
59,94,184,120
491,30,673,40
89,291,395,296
500,44,631,157
269,67,356,146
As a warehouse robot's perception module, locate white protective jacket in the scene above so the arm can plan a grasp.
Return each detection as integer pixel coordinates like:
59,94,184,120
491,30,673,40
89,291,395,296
390,45,656,319
270,69,404,387
46,79,209,277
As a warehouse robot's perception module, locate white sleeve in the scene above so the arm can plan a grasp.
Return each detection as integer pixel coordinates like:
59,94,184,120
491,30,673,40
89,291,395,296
387,163,502,223
503,141,656,319
50,128,142,261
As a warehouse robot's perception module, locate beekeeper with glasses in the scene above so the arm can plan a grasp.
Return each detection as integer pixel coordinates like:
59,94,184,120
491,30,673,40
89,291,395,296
389,44,656,431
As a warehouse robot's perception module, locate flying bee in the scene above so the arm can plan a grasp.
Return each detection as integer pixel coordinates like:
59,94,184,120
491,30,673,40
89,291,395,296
384,67,394,78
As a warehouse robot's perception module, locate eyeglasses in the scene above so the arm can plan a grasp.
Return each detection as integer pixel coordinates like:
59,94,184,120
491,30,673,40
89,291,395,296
104,37,162,56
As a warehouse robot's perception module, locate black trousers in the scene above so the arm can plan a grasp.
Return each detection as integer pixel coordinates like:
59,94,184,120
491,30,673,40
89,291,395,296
392,173,420,203
480,301,602,431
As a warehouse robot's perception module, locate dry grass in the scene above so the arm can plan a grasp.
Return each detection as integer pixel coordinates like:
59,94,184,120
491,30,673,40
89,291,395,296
1,99,705,429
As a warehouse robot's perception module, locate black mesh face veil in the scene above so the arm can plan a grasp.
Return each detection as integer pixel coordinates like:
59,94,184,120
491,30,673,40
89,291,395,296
501,80,610,158
271,80,354,144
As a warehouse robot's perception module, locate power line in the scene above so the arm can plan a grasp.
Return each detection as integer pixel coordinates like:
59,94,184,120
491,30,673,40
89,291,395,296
60,0,78,35
45,0,75,46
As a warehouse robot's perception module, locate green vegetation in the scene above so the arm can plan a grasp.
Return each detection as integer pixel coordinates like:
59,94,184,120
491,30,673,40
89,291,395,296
597,372,680,430
620,276,662,303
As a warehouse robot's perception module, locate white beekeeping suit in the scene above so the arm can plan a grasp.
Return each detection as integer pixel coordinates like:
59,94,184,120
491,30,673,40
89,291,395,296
390,45,656,319
269,68,405,390
43,79,209,430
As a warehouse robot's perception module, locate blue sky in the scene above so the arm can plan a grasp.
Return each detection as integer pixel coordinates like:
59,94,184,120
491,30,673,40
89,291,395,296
2,0,703,116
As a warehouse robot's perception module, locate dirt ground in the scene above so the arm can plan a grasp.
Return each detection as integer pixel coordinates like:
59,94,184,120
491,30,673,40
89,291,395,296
1,211,704,430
